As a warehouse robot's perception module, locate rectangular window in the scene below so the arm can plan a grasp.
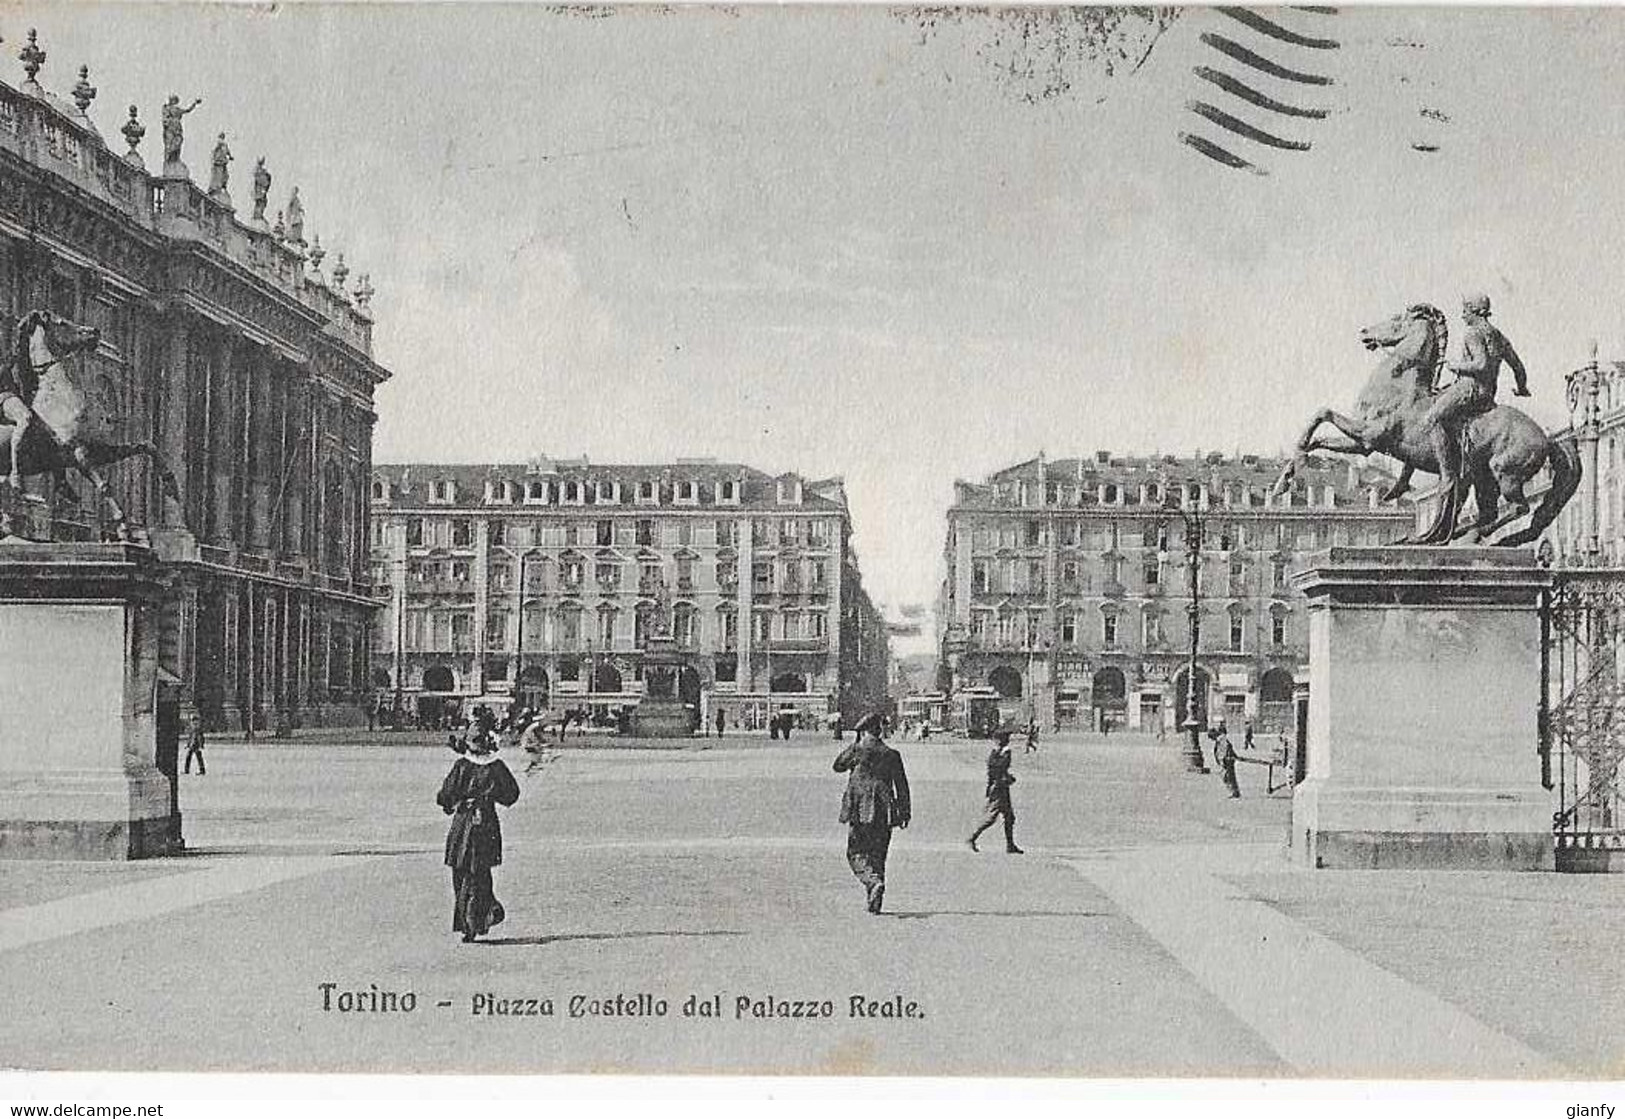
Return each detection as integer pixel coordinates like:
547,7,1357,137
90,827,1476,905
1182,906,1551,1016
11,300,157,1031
715,519,735,547
752,561,774,593
676,557,695,589
599,611,616,647
810,560,827,590
717,560,737,589
1230,615,1244,652
973,561,989,594
1143,612,1163,646
971,613,989,640
451,520,472,547
563,560,584,588
596,520,613,546
677,520,693,545
1272,615,1287,646
560,611,581,645
1024,520,1042,547
596,562,620,588
487,519,506,545
1143,560,1160,587
637,519,654,546
1061,615,1076,644
490,564,511,592
451,561,469,582
1061,561,1078,587
406,518,423,546
1103,614,1118,648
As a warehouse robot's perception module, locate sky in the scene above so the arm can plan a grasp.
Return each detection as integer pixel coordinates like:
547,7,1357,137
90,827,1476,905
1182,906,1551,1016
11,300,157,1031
18,3,1625,650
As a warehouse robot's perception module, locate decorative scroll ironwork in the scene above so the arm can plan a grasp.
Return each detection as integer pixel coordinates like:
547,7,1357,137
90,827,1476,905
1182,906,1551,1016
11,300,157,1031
1543,570,1625,861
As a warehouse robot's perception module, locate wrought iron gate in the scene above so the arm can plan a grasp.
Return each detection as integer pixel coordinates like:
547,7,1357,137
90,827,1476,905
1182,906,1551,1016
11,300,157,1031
1542,570,1625,870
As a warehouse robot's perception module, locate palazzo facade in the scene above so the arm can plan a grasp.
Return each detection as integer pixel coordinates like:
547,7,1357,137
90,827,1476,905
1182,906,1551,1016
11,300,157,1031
938,452,1414,734
0,34,389,730
369,460,891,730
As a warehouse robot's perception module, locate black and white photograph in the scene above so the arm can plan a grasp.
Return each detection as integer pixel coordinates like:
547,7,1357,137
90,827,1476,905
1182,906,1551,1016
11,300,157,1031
0,0,1622,1106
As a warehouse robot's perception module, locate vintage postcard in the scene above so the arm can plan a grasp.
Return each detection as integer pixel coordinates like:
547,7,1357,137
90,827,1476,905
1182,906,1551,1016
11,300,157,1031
0,0,1621,1102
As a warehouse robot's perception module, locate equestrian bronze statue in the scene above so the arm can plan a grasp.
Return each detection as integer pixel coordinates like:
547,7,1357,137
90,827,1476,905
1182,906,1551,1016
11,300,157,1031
1272,303,1579,546
0,310,181,540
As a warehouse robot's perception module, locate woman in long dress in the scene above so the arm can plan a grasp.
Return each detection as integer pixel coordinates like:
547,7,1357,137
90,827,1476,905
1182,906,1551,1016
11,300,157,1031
435,728,520,942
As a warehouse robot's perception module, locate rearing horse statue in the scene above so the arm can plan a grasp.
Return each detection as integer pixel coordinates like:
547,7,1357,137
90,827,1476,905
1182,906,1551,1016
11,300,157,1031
0,309,182,541
1272,303,1579,546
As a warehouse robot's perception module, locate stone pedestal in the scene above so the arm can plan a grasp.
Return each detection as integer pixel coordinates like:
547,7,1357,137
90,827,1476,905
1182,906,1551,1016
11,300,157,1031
632,635,695,739
0,542,181,859
1290,547,1554,871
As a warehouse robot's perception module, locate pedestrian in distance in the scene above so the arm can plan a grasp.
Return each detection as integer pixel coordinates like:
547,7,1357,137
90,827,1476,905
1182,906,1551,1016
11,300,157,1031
1215,723,1240,799
833,711,911,914
969,723,1023,853
715,707,726,738
1024,719,1039,754
436,727,520,943
183,715,206,776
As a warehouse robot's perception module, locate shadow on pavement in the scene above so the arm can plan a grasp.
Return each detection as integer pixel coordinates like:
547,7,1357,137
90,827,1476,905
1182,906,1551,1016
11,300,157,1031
477,929,747,946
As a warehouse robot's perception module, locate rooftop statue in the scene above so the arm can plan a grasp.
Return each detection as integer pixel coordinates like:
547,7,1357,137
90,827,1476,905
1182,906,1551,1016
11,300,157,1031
208,132,232,197
1271,300,1579,546
161,93,202,172
250,156,270,225
286,185,305,246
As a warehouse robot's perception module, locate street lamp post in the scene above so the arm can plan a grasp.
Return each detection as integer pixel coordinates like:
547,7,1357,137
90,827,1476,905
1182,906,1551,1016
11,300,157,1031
1167,488,1211,773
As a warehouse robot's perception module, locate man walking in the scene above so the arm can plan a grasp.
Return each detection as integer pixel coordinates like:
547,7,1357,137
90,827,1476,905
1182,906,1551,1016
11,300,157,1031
183,715,206,776
833,712,911,914
1215,723,1240,799
969,723,1023,853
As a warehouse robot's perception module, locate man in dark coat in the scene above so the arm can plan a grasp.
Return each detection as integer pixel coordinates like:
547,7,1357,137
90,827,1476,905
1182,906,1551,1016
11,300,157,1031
969,724,1023,853
183,715,206,776
833,711,910,914
436,729,521,942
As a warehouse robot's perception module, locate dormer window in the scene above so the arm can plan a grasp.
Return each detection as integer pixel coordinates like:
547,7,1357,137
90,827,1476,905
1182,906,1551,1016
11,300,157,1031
637,480,658,505
717,480,740,505
563,481,583,505
776,478,803,505
485,480,515,505
676,480,698,505
371,480,386,501
524,480,548,504
430,479,455,504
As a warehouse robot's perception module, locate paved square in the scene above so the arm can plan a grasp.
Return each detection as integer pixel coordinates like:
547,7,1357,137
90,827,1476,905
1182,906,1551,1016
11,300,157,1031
2,733,1620,1077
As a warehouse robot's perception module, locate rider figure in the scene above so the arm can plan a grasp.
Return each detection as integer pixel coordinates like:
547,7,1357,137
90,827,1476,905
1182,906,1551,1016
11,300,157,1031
0,317,40,492
1422,292,1530,490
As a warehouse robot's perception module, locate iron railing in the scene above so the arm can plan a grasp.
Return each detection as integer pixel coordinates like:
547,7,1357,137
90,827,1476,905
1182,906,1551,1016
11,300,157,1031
1543,569,1625,865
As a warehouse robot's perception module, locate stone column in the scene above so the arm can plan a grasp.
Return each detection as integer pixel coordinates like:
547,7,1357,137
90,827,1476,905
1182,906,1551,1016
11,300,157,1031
1566,345,1603,564
737,516,754,690
471,517,488,695
1291,547,1553,870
